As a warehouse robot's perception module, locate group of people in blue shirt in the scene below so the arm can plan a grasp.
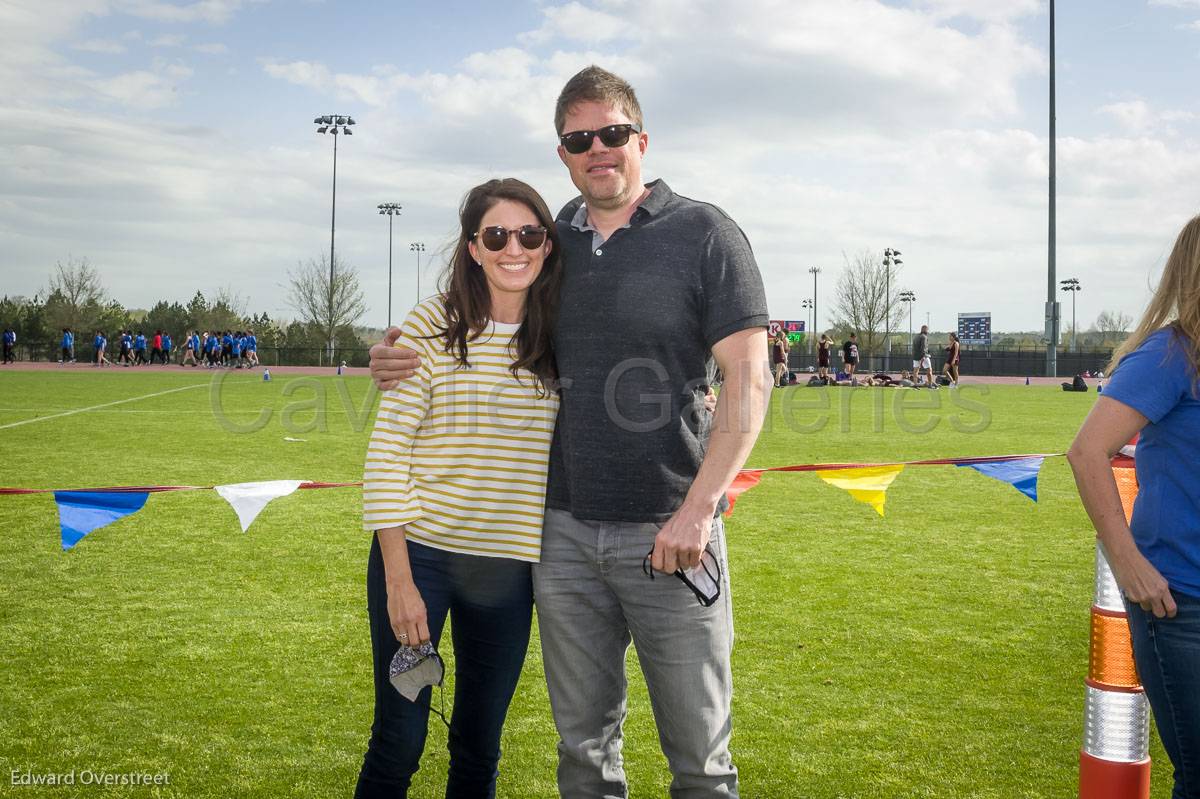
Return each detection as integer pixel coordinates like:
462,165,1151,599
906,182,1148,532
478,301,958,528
55,328,261,368
184,329,259,369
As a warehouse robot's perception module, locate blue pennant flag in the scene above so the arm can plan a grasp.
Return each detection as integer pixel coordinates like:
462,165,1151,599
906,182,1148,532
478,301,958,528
54,491,150,550
957,457,1045,502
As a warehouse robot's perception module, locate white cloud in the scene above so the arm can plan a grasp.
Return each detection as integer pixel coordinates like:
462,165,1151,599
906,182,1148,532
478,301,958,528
520,1,633,44
149,33,187,47
88,64,193,108
74,38,127,54
193,41,228,54
111,0,249,24
914,0,1041,23
1098,98,1195,135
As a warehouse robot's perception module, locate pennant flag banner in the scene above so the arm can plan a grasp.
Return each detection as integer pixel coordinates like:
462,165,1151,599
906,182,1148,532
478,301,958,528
54,491,150,550
2,456,1067,548
724,470,765,514
817,465,905,516
215,480,306,532
957,457,1045,502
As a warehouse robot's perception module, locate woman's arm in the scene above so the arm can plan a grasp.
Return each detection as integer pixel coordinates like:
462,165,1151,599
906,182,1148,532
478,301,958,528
377,525,431,645
1067,396,1177,618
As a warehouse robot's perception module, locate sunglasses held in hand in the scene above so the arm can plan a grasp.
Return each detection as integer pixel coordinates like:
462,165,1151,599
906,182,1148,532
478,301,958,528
643,544,723,607
559,123,641,155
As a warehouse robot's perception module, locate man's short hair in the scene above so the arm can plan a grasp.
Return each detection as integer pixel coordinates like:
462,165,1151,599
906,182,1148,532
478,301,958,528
554,65,644,136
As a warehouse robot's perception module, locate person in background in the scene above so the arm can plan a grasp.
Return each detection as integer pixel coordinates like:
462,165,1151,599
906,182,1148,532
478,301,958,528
150,330,164,364
133,331,148,365
245,328,259,367
2,327,14,364
93,330,108,367
221,330,233,367
912,324,935,388
818,333,831,381
772,330,789,387
230,330,243,368
842,332,859,377
357,178,561,798
1068,212,1200,799
162,331,173,365
119,330,132,366
182,330,198,367
943,332,961,387
58,328,74,365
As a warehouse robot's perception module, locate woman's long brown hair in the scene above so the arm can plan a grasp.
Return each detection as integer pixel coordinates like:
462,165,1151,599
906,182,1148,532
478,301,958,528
435,178,561,394
1107,213,1200,393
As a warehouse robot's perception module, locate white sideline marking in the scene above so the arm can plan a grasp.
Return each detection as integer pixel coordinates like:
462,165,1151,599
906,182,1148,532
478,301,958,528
0,383,207,431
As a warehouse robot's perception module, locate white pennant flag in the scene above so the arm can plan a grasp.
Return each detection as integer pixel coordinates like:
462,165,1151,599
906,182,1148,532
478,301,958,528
215,480,306,533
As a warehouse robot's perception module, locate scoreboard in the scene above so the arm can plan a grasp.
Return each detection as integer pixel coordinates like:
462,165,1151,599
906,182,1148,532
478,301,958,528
957,312,992,345
769,319,806,346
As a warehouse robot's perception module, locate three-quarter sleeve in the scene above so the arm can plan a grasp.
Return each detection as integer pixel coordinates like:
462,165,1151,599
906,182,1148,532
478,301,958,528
362,314,433,532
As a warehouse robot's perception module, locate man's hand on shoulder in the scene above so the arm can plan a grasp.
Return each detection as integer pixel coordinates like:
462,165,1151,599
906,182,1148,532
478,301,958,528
370,326,422,390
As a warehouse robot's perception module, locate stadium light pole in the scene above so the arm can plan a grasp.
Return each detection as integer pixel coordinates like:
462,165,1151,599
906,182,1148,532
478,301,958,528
1061,277,1081,352
808,266,821,337
883,249,902,370
315,113,355,362
801,298,814,354
1046,0,1060,377
899,290,916,351
410,242,426,301
378,203,402,328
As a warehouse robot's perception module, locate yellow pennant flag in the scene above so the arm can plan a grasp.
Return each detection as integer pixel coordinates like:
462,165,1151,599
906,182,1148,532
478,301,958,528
816,465,905,517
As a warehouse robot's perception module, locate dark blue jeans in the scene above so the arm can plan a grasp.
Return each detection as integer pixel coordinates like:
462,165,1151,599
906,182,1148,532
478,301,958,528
1126,589,1200,799
355,535,533,799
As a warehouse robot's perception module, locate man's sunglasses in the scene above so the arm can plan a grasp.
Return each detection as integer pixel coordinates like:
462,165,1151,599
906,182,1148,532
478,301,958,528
471,225,548,252
642,544,723,607
559,123,641,155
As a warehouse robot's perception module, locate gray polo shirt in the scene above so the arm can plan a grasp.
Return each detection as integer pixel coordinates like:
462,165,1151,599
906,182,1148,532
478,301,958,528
913,332,928,360
546,179,769,523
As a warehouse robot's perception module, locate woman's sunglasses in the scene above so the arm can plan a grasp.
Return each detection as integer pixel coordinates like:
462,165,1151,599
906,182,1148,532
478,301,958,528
559,123,641,155
472,225,548,252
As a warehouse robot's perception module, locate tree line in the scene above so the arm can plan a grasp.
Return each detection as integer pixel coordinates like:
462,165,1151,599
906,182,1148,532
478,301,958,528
2,255,372,364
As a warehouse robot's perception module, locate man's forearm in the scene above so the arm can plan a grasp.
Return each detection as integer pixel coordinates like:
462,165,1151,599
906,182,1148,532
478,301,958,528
682,357,771,512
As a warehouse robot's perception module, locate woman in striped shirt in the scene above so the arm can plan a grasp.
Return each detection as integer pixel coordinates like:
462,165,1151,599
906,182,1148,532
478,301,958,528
356,178,561,798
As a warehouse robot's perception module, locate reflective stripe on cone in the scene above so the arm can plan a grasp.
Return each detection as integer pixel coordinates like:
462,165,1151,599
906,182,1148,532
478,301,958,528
1083,681,1150,763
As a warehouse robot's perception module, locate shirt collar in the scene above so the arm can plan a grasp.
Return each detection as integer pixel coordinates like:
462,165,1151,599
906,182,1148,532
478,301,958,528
568,179,672,233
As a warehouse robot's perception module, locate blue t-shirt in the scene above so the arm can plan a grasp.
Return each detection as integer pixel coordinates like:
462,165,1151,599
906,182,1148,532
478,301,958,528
163,335,172,351
190,335,199,351
247,335,257,351
93,334,103,349
134,335,146,351
1103,327,1200,598
62,331,73,348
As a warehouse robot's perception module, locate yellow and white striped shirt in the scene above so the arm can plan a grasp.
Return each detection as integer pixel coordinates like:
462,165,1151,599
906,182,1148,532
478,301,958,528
362,298,559,562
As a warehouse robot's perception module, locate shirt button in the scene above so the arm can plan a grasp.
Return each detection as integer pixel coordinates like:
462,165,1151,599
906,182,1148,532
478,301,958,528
595,249,603,256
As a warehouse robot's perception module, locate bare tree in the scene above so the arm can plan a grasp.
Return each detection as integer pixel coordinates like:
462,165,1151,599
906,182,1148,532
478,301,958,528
1095,310,1133,346
45,255,105,332
830,249,906,359
286,254,367,364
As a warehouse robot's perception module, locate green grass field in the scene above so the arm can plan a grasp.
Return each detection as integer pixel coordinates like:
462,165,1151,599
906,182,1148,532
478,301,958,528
0,370,1170,798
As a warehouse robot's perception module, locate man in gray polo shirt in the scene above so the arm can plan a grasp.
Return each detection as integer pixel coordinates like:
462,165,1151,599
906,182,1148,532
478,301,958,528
370,66,770,798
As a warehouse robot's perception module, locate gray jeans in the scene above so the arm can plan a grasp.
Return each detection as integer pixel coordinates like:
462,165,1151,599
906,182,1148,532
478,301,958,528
532,507,737,799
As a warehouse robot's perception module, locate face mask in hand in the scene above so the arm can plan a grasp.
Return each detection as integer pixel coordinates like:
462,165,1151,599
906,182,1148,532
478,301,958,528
389,641,445,702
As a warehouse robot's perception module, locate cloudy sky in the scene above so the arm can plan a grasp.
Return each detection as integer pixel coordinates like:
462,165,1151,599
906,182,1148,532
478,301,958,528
2,0,1199,334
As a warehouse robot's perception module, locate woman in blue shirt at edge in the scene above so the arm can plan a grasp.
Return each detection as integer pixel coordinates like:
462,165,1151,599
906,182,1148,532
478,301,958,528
1068,213,1200,799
